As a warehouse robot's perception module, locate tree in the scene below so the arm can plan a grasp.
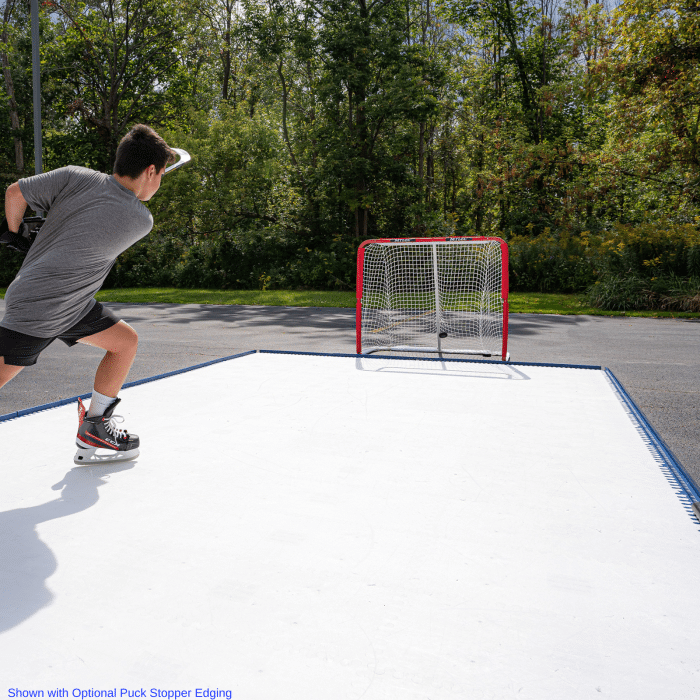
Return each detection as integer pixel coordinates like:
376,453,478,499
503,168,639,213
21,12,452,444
444,0,616,235
593,0,700,215
310,0,444,237
43,0,195,170
1,0,24,174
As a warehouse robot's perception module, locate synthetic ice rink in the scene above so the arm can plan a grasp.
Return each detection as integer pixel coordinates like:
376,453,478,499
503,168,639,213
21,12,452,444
1,351,699,699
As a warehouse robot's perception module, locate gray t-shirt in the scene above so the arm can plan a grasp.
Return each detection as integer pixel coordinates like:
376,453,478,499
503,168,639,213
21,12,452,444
1,166,153,337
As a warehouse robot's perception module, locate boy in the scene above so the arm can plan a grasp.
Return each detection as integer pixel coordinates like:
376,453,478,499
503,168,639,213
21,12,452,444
0,124,176,465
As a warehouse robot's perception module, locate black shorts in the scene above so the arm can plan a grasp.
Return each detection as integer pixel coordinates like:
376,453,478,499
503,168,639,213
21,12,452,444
0,302,120,367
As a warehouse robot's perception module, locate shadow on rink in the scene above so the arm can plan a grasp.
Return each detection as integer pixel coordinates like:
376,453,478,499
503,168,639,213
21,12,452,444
0,463,135,634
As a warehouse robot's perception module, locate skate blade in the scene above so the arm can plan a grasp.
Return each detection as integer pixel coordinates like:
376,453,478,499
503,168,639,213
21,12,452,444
73,446,139,466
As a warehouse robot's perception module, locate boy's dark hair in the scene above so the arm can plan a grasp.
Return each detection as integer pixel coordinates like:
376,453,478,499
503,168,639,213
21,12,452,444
113,124,176,178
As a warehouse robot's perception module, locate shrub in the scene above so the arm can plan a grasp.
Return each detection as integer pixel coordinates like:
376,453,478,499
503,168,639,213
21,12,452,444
103,217,700,314
594,222,700,279
586,274,700,312
106,227,359,291
506,221,700,302
583,222,700,310
507,228,597,293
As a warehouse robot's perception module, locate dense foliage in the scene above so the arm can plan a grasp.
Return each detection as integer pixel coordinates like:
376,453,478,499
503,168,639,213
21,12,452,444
1,0,699,307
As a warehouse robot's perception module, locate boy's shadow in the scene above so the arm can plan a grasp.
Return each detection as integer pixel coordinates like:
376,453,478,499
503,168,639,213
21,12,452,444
0,463,135,634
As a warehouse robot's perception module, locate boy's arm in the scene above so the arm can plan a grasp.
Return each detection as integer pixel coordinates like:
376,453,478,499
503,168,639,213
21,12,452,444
5,182,28,232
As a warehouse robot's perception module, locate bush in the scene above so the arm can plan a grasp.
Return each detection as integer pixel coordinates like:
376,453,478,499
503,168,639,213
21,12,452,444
586,274,700,312
507,228,597,293
506,221,700,304
594,222,700,279
583,221,700,310
106,227,359,291
103,217,700,313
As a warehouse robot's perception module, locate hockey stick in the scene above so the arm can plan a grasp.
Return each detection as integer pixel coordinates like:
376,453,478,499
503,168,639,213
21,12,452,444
165,148,192,174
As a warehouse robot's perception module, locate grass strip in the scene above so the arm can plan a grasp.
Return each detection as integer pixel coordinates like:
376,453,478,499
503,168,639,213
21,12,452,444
96,288,354,307
0,287,698,318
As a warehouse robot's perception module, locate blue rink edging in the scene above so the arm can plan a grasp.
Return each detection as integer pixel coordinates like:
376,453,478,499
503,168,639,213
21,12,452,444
2,349,699,521
0,350,257,423
260,348,603,371
604,368,700,523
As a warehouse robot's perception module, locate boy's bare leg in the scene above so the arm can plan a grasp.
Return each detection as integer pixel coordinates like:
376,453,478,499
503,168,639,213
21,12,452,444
0,357,24,389
77,320,138,398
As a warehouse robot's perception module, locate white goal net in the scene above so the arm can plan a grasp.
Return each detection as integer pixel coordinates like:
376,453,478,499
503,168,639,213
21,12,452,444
356,237,509,360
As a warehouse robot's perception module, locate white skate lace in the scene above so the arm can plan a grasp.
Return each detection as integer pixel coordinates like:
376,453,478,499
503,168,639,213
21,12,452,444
105,414,129,441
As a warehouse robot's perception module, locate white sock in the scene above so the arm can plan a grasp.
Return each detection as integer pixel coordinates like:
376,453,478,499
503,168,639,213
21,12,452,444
88,389,116,418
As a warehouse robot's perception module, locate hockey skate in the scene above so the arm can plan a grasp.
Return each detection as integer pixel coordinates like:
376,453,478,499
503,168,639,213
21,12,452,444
74,397,140,465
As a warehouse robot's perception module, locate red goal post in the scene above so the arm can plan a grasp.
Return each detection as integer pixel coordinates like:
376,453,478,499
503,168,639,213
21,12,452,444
356,237,510,361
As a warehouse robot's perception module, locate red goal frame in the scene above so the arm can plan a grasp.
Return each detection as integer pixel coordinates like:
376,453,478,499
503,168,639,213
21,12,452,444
356,237,509,360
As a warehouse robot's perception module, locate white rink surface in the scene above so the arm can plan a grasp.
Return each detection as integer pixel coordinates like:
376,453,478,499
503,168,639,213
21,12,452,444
1,352,699,699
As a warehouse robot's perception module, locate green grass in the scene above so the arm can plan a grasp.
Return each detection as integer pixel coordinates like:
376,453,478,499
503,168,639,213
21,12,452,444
509,292,700,318
96,288,355,307
0,287,698,318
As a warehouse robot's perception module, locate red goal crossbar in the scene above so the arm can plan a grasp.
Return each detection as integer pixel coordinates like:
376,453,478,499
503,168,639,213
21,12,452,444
356,237,509,360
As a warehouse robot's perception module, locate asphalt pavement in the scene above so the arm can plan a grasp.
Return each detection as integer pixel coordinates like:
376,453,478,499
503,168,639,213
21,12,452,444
1,300,698,486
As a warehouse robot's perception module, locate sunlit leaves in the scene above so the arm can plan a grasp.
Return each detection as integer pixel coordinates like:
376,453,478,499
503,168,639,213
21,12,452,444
42,0,198,169
596,0,700,207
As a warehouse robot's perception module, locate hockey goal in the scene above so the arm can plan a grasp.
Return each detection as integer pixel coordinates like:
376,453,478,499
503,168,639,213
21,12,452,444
356,237,510,360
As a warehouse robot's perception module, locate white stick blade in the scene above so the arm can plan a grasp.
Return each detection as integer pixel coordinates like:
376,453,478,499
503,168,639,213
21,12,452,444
164,147,191,174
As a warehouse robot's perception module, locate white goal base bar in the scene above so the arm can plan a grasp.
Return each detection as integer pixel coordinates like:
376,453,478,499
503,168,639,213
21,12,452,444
363,345,510,360
356,237,510,360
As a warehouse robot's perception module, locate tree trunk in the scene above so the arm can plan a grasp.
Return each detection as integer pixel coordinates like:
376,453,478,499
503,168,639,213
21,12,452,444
222,0,233,105
1,4,24,173
352,0,370,238
278,56,307,195
418,0,430,190
418,121,425,183
426,125,435,201
355,205,368,239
